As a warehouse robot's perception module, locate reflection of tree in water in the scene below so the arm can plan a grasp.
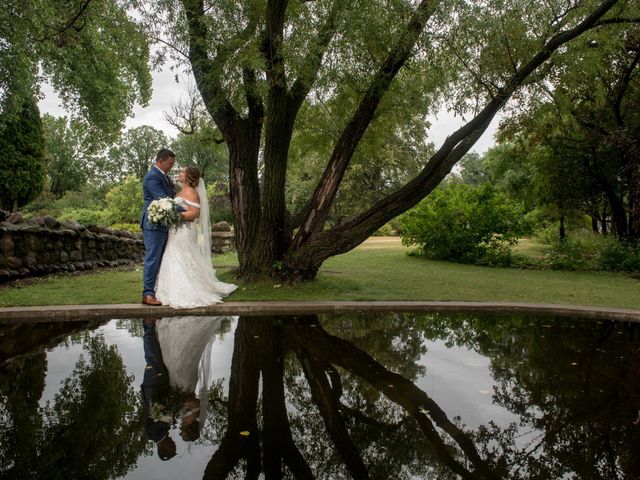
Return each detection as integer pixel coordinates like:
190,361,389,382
201,313,639,479
284,313,439,479
415,313,640,479
0,352,46,477
204,315,499,479
0,334,146,480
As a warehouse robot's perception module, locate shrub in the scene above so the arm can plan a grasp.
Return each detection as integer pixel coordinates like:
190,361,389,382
399,183,527,264
58,208,111,226
595,239,640,272
104,176,143,224
109,222,141,233
533,224,559,245
373,222,396,237
548,237,594,270
547,233,640,272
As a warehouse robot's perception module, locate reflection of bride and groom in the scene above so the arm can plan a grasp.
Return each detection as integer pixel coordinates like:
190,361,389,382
144,315,499,479
140,148,237,308
141,316,230,461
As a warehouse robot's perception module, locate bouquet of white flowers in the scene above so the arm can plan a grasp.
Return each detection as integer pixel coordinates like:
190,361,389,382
147,197,181,228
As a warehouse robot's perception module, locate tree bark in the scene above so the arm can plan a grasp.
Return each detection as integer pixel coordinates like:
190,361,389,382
183,0,622,281
294,343,370,479
281,0,621,279
204,317,262,479
288,319,499,479
628,155,640,243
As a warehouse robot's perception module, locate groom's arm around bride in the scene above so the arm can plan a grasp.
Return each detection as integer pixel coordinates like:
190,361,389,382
141,148,177,306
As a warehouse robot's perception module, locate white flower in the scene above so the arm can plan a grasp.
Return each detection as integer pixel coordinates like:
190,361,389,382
147,197,181,228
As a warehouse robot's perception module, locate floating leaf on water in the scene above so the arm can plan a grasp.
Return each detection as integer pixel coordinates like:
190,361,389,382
239,431,250,436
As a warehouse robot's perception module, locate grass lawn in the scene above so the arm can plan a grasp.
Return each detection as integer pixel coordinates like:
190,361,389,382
0,237,638,309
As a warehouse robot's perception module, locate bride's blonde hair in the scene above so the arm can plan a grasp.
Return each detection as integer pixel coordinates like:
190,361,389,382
183,166,201,188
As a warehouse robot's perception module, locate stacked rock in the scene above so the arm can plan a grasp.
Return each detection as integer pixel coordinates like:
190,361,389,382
0,211,145,282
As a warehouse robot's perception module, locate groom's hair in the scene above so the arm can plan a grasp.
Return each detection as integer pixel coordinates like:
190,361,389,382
156,148,175,162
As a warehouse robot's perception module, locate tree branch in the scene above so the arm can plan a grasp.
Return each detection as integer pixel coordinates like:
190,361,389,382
287,0,341,117
289,0,623,268
291,0,438,249
35,0,93,45
295,344,370,479
613,50,640,126
290,320,495,480
181,0,243,135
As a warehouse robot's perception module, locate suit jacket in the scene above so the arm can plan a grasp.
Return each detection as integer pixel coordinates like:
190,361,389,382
141,320,171,442
141,166,175,231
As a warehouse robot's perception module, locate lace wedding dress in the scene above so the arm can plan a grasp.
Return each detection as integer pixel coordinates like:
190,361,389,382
156,316,224,393
155,181,237,308
156,315,231,426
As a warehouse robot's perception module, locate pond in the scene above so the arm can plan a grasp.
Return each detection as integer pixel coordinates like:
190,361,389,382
0,313,638,479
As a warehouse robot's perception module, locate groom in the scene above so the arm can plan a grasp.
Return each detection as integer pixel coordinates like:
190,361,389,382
141,148,176,306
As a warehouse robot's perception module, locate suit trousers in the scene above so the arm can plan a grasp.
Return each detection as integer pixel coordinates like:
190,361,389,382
143,228,169,297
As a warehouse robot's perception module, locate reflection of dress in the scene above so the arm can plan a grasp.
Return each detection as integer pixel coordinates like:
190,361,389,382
156,316,223,393
155,197,237,308
156,316,229,427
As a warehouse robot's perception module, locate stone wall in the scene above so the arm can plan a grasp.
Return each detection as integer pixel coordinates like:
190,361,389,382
0,211,235,283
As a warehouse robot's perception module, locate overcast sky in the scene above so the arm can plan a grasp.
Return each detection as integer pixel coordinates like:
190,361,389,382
38,65,500,154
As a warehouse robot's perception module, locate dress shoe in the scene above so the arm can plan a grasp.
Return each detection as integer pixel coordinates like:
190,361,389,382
142,295,163,306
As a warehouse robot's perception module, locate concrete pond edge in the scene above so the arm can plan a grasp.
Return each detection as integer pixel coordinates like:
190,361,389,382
0,301,639,323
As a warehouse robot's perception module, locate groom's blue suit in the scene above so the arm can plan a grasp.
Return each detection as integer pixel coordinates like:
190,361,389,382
141,166,175,297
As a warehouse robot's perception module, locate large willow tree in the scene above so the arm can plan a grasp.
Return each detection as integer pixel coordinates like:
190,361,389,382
136,0,636,280
7,1,636,280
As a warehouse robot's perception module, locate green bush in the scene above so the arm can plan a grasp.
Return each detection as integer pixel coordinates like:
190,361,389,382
532,224,559,245
399,183,527,264
105,176,143,224
548,237,594,270
58,208,111,226
109,223,141,233
373,222,397,237
595,239,640,272
55,185,106,210
547,234,640,272
21,192,60,217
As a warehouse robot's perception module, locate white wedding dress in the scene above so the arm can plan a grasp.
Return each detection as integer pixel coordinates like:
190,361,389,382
155,181,237,308
156,315,232,426
156,316,224,393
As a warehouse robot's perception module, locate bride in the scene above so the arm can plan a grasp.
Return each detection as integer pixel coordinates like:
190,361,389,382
155,166,237,308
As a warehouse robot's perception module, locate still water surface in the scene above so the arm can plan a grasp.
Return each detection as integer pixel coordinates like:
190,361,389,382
0,313,638,479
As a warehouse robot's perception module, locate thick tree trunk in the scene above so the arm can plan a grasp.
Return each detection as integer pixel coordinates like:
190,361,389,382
628,156,640,243
227,124,262,276
184,0,621,282
249,0,294,274
604,186,629,239
204,317,262,478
